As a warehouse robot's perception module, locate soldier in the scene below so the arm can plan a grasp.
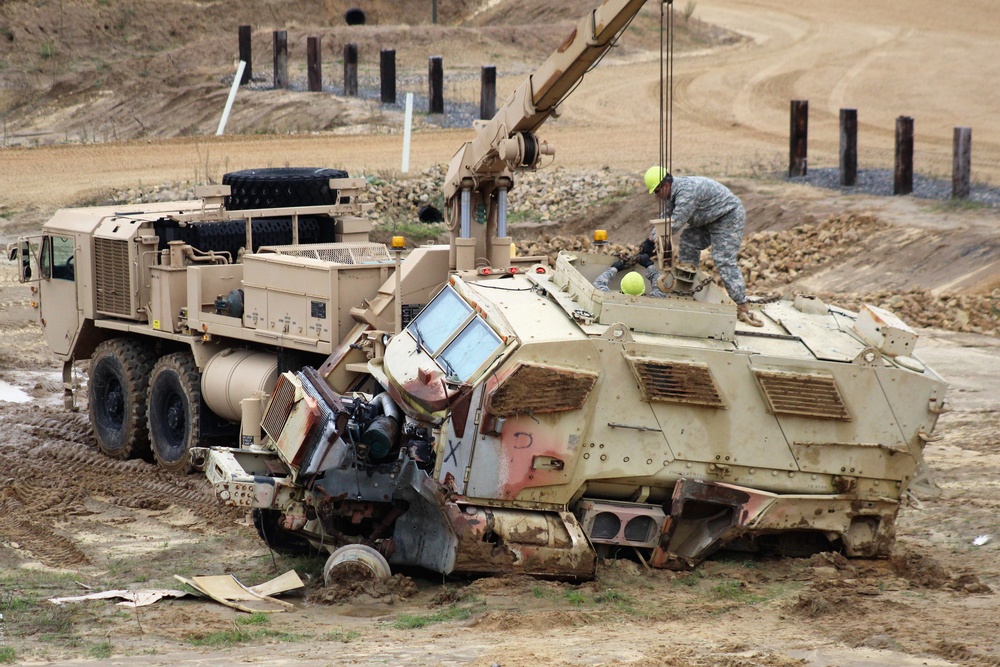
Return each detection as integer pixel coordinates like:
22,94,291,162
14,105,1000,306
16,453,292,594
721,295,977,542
592,255,667,298
644,166,763,326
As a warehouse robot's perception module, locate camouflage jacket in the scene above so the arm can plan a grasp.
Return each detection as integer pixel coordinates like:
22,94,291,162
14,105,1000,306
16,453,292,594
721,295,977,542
665,176,742,233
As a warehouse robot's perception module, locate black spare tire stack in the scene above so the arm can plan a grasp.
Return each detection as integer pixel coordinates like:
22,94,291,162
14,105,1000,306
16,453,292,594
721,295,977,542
222,167,349,211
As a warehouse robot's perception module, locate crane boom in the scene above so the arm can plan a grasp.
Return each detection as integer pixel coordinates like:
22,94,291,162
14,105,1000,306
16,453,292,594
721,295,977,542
444,0,657,271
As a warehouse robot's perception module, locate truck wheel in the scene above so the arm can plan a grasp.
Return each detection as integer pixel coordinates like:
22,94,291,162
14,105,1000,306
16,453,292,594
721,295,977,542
89,339,156,460
252,509,314,556
222,167,349,211
148,352,201,472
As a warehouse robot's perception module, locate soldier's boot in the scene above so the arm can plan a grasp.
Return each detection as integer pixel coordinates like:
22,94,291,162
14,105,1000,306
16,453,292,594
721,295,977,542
737,302,764,327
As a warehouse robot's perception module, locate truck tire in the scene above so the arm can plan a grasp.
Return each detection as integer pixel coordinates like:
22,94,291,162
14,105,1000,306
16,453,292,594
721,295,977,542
89,339,156,460
148,352,201,472
252,509,314,556
222,168,349,211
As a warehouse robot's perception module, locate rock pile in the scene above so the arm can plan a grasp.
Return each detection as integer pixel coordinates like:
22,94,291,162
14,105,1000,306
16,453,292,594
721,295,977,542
364,165,631,227
736,213,882,286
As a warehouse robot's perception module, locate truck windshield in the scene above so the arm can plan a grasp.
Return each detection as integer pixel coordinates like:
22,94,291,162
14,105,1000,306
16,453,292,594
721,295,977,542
408,286,503,382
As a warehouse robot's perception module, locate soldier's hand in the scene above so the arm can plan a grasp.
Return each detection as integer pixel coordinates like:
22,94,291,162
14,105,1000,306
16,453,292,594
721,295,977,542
612,258,627,272
636,254,653,268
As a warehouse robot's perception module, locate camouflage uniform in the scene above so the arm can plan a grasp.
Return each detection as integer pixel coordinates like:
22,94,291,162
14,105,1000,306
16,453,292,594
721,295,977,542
592,266,667,298
665,176,748,305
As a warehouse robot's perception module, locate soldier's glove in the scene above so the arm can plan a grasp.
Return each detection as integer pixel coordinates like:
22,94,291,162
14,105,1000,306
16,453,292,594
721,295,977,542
737,302,764,327
612,258,627,272
639,238,656,257
636,254,653,268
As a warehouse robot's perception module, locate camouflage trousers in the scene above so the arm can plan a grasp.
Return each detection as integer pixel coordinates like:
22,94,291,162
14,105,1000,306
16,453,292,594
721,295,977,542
677,207,748,304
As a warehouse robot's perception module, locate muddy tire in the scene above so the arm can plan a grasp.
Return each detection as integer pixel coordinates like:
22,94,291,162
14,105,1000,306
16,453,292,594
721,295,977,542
222,167,349,211
323,544,391,585
89,339,156,460
148,352,201,472
252,509,314,556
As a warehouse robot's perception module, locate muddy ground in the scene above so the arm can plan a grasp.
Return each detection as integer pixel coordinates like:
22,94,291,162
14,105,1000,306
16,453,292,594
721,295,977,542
1,0,999,665
0,270,997,666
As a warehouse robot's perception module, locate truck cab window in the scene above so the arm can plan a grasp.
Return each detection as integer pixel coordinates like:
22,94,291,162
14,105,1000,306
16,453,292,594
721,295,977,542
42,235,75,281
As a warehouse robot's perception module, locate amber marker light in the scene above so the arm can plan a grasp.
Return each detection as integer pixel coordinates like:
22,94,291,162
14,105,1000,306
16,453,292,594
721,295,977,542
593,229,608,243
391,236,406,249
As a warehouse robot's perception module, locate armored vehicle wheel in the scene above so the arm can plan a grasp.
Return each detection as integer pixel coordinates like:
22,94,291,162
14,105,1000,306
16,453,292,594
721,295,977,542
323,544,391,585
252,509,314,556
89,339,156,460
148,352,201,472
222,167,349,211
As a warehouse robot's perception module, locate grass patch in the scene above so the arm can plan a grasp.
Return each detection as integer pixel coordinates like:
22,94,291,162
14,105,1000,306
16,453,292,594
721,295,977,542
507,208,542,225
931,197,989,212
594,588,639,615
392,603,480,630
89,642,113,660
187,618,302,647
711,580,768,605
564,590,586,606
238,612,271,627
672,570,705,587
324,628,362,643
0,647,16,664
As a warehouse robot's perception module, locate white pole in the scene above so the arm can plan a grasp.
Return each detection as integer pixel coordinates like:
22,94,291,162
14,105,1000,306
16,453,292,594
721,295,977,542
216,61,246,136
401,92,414,173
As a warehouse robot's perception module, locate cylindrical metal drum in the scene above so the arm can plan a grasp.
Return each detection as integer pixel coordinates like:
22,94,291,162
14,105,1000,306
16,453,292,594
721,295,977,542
201,350,278,421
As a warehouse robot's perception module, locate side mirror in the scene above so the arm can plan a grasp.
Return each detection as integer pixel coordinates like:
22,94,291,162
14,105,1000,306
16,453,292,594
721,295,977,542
6,244,16,262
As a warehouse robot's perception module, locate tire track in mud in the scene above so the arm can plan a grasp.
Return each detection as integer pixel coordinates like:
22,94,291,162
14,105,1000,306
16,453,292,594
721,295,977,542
0,403,238,568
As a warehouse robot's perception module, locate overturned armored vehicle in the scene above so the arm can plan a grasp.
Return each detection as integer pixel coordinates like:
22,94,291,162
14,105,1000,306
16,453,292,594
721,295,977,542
199,250,946,578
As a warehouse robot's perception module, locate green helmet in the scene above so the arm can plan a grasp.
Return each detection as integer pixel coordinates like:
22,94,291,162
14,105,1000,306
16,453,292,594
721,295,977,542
643,166,671,194
620,271,646,296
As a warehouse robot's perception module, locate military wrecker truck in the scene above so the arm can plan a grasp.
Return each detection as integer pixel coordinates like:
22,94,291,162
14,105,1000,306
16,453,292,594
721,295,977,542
12,0,947,579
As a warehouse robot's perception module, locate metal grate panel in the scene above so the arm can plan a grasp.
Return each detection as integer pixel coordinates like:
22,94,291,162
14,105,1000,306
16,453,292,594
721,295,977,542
261,374,297,443
94,238,133,317
260,242,392,265
755,370,851,420
629,358,725,408
488,363,598,417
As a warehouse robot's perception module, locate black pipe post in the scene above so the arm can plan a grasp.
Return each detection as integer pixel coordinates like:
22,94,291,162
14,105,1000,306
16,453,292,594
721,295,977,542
789,99,808,177
952,127,972,199
344,43,358,97
480,65,496,120
380,49,396,104
839,108,857,186
429,56,444,114
894,116,914,195
238,25,252,84
307,36,322,92
273,30,288,89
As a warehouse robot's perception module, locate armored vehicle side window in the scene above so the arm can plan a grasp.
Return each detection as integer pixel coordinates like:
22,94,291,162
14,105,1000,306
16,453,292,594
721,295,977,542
41,235,76,281
409,287,472,354
438,317,503,382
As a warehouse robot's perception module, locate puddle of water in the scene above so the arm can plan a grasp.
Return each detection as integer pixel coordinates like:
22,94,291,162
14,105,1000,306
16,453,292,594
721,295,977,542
0,379,32,403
